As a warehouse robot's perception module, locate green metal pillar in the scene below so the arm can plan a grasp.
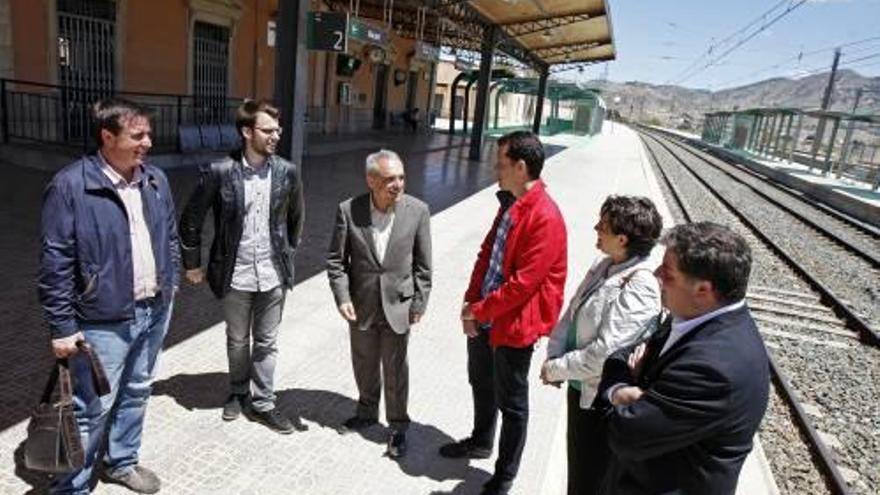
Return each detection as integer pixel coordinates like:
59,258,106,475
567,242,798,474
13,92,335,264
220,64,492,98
822,117,841,173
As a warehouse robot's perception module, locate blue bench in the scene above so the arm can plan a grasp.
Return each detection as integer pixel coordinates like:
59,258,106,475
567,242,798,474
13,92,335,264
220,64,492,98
178,124,241,153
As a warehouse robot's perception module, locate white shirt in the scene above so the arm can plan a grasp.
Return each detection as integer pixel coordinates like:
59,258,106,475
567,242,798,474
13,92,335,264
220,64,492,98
659,300,746,355
98,153,158,301
231,156,281,292
370,197,396,265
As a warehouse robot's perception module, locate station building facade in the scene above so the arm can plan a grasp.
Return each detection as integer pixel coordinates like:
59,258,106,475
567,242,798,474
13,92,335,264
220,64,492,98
0,0,437,148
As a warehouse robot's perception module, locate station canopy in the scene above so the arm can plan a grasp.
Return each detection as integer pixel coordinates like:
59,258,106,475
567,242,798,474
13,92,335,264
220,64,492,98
324,0,615,70
497,78,602,101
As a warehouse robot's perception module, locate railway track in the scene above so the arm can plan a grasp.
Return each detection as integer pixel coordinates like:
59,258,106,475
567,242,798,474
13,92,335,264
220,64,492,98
636,127,880,495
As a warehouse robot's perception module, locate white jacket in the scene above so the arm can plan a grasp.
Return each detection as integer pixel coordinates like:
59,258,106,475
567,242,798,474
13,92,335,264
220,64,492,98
545,255,662,408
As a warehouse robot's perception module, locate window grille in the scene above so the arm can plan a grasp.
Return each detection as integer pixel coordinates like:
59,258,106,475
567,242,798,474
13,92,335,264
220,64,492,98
57,0,116,140
193,21,230,124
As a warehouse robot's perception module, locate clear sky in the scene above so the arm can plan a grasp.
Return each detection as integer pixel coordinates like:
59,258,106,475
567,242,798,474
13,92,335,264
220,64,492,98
570,0,880,90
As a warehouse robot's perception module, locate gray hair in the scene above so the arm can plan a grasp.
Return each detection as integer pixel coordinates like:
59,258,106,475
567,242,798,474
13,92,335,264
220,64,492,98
365,149,403,175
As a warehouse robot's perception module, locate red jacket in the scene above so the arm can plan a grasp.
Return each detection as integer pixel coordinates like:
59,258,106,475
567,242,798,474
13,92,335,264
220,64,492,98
466,180,568,348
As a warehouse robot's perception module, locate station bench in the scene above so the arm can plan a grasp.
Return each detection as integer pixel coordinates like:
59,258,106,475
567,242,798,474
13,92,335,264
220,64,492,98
179,124,241,153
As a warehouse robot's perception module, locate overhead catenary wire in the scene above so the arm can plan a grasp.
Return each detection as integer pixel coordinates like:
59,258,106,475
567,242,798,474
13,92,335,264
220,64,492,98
712,36,880,88
668,0,796,83
669,0,809,86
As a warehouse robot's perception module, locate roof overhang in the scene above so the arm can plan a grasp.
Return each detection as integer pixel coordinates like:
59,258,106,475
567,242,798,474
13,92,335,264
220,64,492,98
323,0,615,71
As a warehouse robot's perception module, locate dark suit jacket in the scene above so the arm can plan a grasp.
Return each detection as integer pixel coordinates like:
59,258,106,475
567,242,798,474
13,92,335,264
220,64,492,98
594,305,769,495
326,193,432,334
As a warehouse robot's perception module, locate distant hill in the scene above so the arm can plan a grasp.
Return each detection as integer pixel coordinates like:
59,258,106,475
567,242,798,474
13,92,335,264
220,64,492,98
587,69,880,132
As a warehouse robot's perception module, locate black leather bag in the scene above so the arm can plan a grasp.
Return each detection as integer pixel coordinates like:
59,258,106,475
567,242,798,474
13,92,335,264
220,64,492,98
24,342,111,473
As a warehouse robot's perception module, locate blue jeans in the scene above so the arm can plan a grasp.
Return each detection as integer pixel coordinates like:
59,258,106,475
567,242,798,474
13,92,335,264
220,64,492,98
51,298,172,495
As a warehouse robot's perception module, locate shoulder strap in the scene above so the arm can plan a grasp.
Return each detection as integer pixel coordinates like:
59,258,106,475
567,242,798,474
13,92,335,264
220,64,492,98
619,267,654,289
40,359,74,405
77,342,111,396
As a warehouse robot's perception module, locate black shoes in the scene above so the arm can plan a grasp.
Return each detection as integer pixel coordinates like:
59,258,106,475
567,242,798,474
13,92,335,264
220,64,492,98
386,431,407,459
339,415,378,434
438,437,492,459
479,477,512,495
250,407,296,434
222,393,248,421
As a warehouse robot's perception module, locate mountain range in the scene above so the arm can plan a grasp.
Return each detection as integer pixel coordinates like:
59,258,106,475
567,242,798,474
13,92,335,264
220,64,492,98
587,69,880,131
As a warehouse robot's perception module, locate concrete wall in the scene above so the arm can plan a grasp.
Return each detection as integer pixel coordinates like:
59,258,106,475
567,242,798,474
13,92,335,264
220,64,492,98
4,0,437,135
9,0,50,83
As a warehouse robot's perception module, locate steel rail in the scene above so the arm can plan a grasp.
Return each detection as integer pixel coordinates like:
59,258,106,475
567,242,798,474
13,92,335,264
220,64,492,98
647,126,880,241
637,129,855,495
640,130,880,348
654,131,880,268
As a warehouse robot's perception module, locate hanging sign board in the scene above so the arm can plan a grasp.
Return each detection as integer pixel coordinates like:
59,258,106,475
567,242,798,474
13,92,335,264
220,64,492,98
454,58,475,72
349,18,388,47
414,41,439,62
306,12,349,52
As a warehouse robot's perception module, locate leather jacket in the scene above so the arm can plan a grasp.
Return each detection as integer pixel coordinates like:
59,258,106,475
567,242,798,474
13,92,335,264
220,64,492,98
179,151,305,298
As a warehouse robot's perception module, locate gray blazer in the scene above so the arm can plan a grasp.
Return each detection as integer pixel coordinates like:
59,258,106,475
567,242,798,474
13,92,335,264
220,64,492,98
327,193,432,334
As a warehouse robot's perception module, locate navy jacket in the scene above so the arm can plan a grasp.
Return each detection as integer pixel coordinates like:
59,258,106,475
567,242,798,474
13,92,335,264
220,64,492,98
39,155,181,338
594,305,770,495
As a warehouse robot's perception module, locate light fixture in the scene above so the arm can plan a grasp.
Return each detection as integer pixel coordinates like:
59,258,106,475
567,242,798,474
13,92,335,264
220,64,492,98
542,29,553,39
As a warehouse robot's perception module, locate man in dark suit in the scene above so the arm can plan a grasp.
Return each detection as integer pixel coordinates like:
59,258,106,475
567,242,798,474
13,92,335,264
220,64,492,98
595,222,769,495
327,149,432,458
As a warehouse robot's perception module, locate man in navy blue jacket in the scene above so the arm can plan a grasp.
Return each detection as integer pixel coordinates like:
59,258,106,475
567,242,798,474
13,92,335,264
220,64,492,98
595,222,769,495
39,98,180,495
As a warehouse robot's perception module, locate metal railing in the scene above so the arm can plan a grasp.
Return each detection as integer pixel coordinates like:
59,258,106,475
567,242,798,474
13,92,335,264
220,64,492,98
0,78,244,153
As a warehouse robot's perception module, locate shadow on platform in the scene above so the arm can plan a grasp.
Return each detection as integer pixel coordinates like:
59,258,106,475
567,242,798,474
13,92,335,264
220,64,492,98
151,371,491,491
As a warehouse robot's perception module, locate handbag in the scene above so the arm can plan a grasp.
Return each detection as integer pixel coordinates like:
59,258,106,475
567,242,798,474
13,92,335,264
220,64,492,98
24,342,111,473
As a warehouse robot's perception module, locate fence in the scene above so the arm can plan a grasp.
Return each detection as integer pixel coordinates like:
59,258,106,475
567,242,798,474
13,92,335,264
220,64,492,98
0,78,244,153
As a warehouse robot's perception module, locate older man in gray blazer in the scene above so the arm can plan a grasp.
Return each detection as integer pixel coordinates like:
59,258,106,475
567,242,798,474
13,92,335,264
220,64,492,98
327,149,432,458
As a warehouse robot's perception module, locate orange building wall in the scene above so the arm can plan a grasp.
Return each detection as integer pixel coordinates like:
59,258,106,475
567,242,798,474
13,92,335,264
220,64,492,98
122,0,187,94
10,0,50,83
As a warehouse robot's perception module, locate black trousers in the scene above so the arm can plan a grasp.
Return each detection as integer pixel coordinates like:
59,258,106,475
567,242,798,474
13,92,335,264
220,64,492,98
567,386,609,495
467,328,533,483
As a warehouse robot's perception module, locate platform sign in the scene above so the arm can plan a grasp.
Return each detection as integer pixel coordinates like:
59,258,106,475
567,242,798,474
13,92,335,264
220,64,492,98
454,57,475,72
306,12,349,52
349,18,388,47
414,41,439,62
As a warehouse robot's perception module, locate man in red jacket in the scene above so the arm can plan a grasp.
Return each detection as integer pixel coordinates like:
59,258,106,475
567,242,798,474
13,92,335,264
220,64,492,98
438,131,568,495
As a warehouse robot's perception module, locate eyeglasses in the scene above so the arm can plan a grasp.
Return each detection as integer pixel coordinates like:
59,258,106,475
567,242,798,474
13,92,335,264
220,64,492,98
254,126,283,136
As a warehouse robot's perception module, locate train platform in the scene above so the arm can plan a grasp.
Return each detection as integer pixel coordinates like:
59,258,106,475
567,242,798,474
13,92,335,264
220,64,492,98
0,125,776,494
658,126,880,229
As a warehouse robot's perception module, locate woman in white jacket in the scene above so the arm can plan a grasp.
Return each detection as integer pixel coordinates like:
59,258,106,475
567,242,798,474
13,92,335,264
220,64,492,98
541,195,663,495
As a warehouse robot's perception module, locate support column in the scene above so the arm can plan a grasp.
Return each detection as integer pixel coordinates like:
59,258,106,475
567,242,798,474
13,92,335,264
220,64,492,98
783,114,794,158
273,0,309,164
810,115,826,171
468,25,497,161
463,77,476,134
494,87,504,129
753,115,764,153
767,113,783,157
755,115,766,153
747,116,758,151
532,68,549,134
425,62,437,128
790,113,804,162
823,117,841,173
773,114,787,159
449,72,467,134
